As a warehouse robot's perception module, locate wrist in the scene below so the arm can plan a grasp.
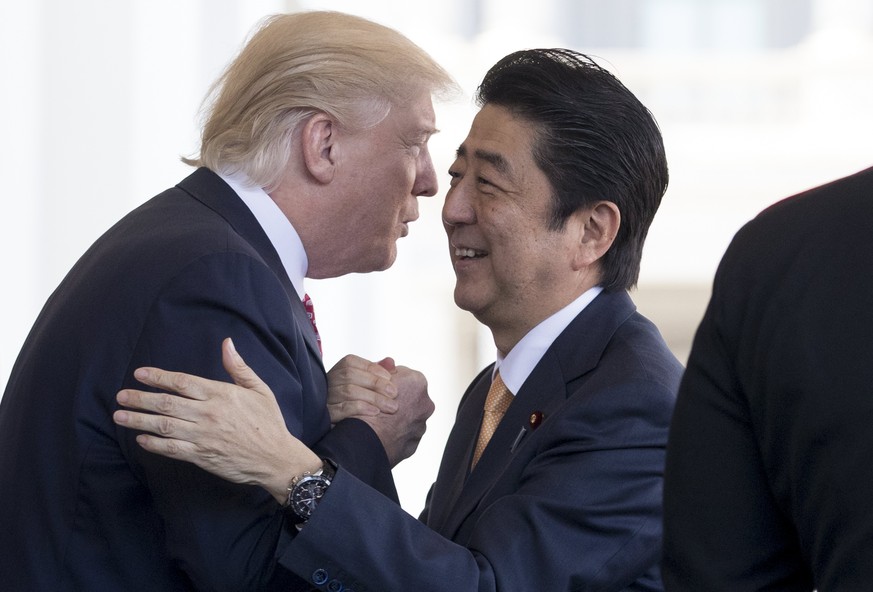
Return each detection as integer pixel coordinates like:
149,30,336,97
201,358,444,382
283,457,337,526
266,440,322,504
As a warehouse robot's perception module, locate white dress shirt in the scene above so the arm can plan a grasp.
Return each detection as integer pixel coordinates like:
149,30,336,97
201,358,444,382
218,171,308,300
495,286,603,395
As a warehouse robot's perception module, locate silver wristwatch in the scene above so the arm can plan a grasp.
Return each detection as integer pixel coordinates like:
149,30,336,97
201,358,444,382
284,458,336,525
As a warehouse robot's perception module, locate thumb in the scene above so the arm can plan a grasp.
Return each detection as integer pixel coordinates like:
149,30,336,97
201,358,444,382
377,357,396,373
221,338,272,396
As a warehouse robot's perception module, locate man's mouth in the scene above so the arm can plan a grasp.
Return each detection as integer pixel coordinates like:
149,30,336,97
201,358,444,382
454,247,487,260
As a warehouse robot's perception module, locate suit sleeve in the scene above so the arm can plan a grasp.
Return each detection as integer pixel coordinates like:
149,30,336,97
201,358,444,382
664,215,873,591
116,252,393,591
279,373,675,592
661,272,807,590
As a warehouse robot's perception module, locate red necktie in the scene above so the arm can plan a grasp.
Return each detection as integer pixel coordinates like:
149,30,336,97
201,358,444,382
302,293,322,356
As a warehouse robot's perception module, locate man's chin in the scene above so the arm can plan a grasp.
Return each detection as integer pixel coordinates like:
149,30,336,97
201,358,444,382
368,249,397,273
453,288,483,316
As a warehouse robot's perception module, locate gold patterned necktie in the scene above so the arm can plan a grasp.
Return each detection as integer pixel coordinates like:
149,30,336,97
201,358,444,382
471,371,514,469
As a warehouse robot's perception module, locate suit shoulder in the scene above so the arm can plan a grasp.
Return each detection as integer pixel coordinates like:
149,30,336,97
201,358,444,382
99,187,264,271
729,165,873,261
716,165,873,299
559,312,678,441
600,312,684,398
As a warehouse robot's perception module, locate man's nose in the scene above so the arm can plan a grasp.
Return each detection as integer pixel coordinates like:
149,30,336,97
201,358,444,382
413,152,438,198
441,183,475,227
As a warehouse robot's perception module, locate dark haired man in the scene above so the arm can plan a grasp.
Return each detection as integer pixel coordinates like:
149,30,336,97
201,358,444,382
115,48,681,591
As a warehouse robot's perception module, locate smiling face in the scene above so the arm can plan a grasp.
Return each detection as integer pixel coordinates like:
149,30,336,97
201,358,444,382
443,104,602,353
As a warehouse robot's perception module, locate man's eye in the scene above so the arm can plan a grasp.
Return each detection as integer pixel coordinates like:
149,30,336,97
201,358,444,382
477,177,493,187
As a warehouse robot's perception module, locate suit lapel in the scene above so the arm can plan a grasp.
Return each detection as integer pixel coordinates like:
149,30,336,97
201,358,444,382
289,299,323,362
434,354,570,538
424,366,491,533
176,168,324,365
429,290,637,539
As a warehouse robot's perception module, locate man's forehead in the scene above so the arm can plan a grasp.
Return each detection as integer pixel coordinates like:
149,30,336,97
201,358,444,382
392,92,438,133
458,104,537,165
456,144,511,176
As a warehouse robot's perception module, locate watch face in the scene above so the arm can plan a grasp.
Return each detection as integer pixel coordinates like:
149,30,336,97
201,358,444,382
290,475,330,520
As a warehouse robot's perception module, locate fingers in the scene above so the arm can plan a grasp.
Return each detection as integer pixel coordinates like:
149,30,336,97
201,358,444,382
390,367,434,418
116,388,197,421
327,400,381,425
113,406,215,466
131,367,211,401
327,400,381,417
113,408,195,440
328,375,399,406
357,363,434,466
329,353,375,373
220,338,274,397
330,354,393,382
327,355,399,416
127,337,275,413
377,357,396,373
133,433,200,462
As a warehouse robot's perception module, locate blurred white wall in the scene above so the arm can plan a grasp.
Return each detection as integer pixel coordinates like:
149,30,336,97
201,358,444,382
1,0,872,512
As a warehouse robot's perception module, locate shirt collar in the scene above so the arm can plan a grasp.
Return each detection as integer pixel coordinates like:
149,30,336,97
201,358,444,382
218,171,308,300
495,286,604,395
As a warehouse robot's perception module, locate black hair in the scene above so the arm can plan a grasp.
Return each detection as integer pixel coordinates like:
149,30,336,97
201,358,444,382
475,48,668,291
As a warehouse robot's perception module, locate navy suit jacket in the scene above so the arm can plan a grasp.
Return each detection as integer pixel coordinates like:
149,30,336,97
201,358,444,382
282,290,682,592
663,165,873,591
0,168,395,591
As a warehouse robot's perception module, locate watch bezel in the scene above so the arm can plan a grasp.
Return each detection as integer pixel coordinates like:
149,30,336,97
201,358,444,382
284,459,336,524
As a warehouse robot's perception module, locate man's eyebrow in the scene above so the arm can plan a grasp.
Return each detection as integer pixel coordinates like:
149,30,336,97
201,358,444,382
455,145,512,178
418,127,440,140
406,128,438,145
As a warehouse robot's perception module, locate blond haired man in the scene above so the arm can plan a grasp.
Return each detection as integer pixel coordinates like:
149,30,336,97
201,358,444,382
0,11,454,591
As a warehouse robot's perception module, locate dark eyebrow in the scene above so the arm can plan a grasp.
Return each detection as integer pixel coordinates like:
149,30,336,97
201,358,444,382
455,144,513,178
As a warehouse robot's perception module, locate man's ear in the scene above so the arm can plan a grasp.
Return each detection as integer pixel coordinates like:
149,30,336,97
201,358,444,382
572,200,621,271
300,112,337,184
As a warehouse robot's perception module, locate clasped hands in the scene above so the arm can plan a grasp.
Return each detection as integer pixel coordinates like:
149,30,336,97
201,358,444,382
112,338,434,504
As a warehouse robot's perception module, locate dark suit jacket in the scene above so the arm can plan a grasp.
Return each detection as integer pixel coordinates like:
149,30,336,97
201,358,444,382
663,165,873,591
282,290,681,592
0,168,395,591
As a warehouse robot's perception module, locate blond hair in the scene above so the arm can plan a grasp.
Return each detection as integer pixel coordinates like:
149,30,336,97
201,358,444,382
184,11,456,190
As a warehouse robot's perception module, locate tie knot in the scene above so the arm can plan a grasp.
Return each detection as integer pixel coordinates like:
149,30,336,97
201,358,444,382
483,373,513,414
